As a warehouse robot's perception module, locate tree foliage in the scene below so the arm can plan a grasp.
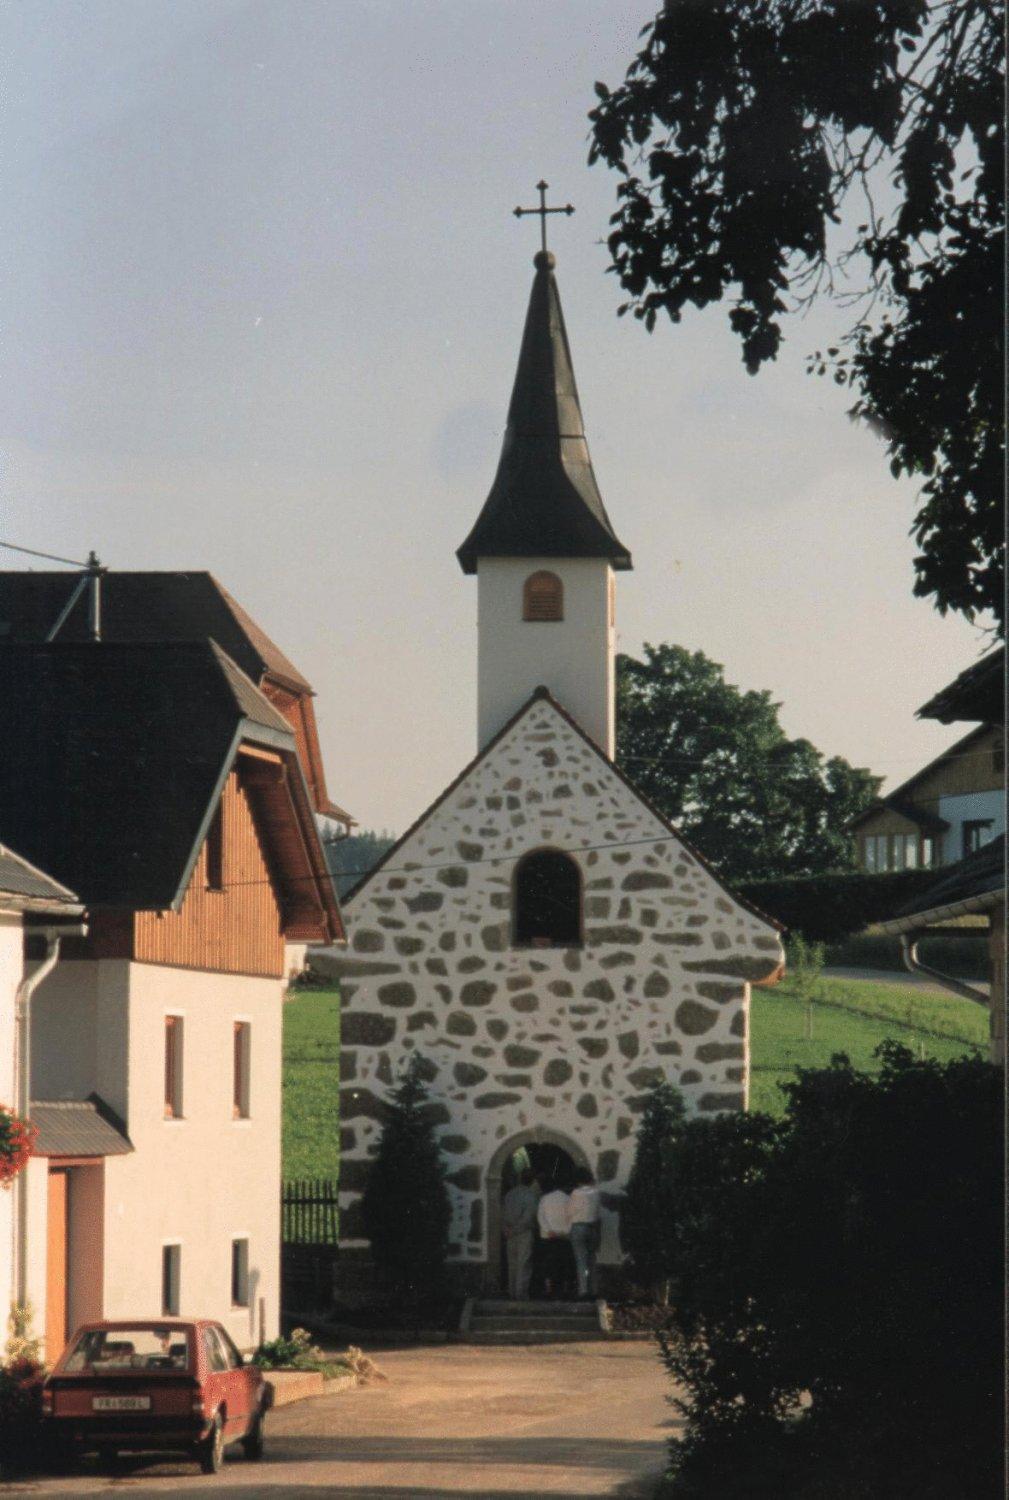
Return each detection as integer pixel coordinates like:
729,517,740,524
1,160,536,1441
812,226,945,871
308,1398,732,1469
620,1081,687,1295
589,0,1004,629
360,1054,451,1309
616,644,880,881
652,1045,1004,1498
326,829,397,900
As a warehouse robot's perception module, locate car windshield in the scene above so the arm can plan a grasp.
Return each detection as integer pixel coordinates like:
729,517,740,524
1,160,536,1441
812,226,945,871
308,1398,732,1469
63,1327,191,1373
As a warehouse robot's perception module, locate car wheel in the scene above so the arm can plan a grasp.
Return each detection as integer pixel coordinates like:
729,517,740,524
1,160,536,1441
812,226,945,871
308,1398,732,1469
241,1411,265,1461
198,1412,225,1474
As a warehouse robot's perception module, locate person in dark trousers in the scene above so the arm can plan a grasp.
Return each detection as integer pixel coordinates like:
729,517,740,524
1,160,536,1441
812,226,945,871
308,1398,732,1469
568,1166,602,1300
537,1179,573,1298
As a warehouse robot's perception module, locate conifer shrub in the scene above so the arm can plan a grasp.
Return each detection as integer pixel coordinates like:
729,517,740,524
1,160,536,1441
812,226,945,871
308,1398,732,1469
619,1081,686,1299
654,1045,1003,1499
360,1054,451,1312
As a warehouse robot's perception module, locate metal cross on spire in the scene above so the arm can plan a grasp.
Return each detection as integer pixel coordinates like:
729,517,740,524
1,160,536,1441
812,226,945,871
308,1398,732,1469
513,180,575,256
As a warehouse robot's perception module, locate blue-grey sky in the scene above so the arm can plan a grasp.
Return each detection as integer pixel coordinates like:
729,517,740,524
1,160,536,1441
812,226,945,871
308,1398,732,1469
3,0,988,830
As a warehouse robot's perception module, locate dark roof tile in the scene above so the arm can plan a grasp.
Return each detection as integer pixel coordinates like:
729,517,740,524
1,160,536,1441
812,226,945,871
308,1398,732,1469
457,254,631,574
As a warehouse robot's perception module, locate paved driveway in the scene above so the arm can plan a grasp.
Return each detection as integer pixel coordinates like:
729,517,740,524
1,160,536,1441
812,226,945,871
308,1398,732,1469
2,1342,676,1498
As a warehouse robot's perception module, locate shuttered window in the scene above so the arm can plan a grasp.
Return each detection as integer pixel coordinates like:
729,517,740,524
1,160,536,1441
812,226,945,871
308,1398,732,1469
164,1016,183,1118
522,571,564,621
231,1238,250,1307
161,1244,181,1316
233,1022,251,1119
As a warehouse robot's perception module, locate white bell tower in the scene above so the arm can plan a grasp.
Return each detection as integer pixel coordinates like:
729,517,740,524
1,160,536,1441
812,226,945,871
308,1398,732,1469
457,236,631,758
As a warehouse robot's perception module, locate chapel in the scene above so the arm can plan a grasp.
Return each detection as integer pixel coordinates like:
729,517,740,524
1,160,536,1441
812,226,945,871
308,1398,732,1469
332,235,784,1288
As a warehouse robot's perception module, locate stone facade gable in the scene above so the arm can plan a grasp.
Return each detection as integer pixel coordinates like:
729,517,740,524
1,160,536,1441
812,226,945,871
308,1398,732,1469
335,695,783,1266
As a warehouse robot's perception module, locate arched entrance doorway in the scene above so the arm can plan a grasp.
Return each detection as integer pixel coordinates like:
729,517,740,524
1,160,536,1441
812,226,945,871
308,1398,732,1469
485,1128,590,1293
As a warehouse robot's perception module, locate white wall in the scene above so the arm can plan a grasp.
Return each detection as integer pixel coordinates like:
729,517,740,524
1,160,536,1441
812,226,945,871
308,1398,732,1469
0,911,22,1333
936,789,1005,865
103,963,283,1350
477,556,615,755
30,957,284,1351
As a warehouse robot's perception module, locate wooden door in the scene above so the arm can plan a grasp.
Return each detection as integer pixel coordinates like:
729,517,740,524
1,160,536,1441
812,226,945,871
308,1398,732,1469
46,1168,69,1361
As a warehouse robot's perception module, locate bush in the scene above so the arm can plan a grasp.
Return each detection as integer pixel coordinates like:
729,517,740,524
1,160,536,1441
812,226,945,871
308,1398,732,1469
739,868,943,942
360,1054,451,1312
252,1327,325,1370
0,1358,45,1476
654,1044,1004,1498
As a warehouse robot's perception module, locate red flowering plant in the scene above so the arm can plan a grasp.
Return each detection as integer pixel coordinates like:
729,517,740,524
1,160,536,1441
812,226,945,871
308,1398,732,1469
0,1105,36,1188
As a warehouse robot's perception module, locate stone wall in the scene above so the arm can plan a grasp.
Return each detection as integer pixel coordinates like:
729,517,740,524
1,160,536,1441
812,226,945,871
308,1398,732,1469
335,696,783,1271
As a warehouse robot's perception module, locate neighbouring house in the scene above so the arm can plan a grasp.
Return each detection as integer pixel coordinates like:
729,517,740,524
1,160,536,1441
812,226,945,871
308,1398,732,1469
321,246,784,1293
875,647,1005,1065
0,640,343,1361
848,722,1004,872
1,846,83,1344
0,567,355,982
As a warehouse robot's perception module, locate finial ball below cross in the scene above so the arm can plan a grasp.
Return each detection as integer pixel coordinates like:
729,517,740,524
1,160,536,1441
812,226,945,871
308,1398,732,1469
513,179,575,265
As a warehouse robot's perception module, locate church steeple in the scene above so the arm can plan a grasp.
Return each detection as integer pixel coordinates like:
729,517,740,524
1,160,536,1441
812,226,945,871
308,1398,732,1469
456,249,632,575
465,208,631,760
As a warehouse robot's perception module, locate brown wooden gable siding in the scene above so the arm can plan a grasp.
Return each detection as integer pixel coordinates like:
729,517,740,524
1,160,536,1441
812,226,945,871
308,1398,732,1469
260,679,330,816
133,768,285,977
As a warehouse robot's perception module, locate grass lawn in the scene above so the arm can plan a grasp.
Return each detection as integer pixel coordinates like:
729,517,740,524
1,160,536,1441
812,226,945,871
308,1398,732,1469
282,986,340,1180
750,974,988,1116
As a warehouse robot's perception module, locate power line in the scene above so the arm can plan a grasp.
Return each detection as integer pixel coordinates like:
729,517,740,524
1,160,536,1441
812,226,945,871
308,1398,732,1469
0,540,90,568
225,830,686,891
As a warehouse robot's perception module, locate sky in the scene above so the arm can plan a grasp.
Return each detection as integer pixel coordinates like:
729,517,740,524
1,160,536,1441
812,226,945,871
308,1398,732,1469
2,0,990,833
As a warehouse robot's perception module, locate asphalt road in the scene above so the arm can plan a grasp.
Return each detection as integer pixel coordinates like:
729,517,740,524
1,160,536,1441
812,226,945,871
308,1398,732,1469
1,1342,675,1499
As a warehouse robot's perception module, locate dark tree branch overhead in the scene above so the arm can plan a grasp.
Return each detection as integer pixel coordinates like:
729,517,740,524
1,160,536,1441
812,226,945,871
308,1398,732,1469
589,0,1004,630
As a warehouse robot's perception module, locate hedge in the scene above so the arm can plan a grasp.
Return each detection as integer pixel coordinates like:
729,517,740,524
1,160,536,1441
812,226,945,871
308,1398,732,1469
737,868,943,943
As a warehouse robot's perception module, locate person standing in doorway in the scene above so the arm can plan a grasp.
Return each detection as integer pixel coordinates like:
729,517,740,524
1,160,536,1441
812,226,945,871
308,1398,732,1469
537,1178,573,1298
568,1167,602,1300
502,1168,539,1300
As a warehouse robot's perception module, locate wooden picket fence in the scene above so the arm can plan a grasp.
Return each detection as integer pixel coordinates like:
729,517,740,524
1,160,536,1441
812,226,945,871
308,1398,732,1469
282,1178,338,1245
281,1179,338,1312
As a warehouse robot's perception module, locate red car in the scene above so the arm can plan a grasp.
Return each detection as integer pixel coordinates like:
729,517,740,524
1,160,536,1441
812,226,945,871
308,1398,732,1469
42,1319,271,1474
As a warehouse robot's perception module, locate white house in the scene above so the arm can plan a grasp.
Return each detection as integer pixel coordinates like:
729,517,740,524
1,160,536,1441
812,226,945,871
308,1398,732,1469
326,246,784,1291
1,847,83,1348
0,638,343,1361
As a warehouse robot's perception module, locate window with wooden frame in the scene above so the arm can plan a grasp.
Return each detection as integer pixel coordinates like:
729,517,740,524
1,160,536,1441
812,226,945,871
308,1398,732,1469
233,1022,251,1119
522,570,564,622
231,1238,250,1308
161,1243,181,1316
513,848,582,947
205,801,224,891
164,1015,184,1119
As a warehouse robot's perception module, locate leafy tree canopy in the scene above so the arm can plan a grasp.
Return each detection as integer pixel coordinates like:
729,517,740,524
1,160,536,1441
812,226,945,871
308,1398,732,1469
589,0,1004,629
617,644,881,881
325,828,396,899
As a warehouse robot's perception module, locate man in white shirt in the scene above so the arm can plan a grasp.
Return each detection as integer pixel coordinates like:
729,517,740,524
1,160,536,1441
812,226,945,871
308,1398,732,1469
568,1167,602,1300
501,1169,540,1300
537,1182,573,1299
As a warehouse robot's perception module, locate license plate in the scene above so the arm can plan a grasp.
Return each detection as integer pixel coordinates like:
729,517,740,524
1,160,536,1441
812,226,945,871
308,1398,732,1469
92,1396,151,1411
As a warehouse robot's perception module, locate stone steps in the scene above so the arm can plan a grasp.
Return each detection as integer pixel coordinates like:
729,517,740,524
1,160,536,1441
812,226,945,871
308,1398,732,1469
460,1297,611,1343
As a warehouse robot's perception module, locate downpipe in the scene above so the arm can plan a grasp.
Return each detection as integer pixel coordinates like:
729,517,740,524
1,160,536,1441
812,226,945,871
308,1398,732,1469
899,933,989,1006
13,925,86,1307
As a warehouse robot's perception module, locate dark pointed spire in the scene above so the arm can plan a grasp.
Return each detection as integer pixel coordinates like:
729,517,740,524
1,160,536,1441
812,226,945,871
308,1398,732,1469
457,251,632,575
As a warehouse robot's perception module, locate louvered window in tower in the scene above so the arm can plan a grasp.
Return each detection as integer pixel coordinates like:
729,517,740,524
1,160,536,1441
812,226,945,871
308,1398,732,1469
523,571,564,622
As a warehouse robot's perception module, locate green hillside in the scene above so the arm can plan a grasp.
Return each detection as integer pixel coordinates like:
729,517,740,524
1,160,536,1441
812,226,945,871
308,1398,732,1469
282,987,340,1181
750,974,988,1116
